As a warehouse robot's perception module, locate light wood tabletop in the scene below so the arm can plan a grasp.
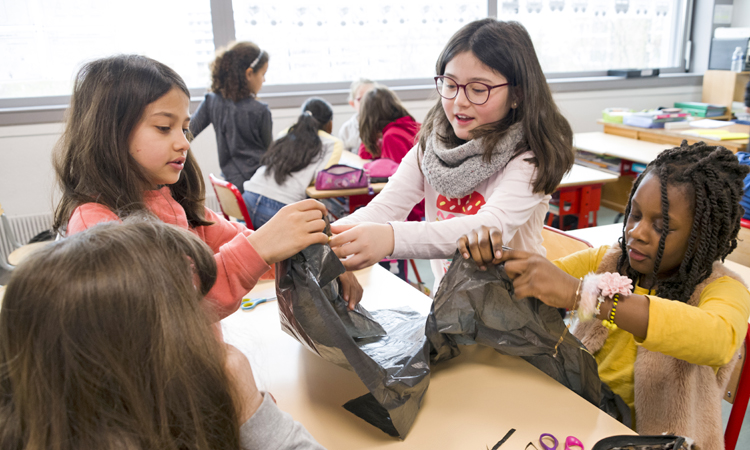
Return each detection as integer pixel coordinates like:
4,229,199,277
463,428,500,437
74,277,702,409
559,163,619,188
222,264,635,449
574,132,668,165
599,120,749,153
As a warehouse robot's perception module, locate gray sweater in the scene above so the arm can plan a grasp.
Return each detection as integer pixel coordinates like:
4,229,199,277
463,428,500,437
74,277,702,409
190,92,272,193
240,392,326,450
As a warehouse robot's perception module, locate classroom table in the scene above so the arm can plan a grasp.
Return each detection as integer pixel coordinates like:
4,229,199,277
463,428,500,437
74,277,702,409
573,132,667,214
548,164,618,230
567,223,750,284
599,120,749,153
222,264,635,449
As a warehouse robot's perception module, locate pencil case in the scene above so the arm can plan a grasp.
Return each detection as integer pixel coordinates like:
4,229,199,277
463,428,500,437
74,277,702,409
315,164,369,190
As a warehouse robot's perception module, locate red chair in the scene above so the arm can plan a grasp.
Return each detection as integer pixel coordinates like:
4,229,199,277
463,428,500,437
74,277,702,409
725,328,750,450
208,174,254,230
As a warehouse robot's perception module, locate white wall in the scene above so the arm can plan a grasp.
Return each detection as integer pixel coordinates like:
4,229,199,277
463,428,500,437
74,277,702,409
732,0,750,28
0,84,701,218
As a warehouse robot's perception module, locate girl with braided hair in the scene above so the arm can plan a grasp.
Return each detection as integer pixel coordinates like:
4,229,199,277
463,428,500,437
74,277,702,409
457,141,750,449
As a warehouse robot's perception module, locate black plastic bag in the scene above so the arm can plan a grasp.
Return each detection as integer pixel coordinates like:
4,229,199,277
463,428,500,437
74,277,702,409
276,246,630,439
276,243,431,437
425,251,631,427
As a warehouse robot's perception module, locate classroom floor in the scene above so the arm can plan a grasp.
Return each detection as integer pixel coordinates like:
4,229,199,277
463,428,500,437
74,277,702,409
405,208,750,446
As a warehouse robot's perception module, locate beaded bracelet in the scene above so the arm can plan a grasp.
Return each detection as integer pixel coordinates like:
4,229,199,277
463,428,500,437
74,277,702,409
552,277,583,358
603,293,621,330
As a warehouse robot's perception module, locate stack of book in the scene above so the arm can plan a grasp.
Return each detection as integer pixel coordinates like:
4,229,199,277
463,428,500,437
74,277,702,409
673,102,726,118
622,110,690,129
575,150,621,174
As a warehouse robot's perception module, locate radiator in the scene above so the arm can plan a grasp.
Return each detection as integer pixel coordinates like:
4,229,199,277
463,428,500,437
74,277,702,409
0,196,220,263
0,213,54,262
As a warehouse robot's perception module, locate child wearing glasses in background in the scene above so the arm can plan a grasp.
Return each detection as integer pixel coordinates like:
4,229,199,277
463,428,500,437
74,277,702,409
190,41,271,193
330,18,574,291
338,78,375,153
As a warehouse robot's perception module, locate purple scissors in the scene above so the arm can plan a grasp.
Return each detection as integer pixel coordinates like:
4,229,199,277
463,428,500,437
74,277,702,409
540,433,584,450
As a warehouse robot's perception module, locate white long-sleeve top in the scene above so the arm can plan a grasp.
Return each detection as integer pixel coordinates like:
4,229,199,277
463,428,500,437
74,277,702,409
335,144,549,290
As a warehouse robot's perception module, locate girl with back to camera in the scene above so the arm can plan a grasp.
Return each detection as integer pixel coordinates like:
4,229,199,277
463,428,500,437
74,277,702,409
0,220,325,450
191,41,271,193
330,18,574,291
458,142,750,449
242,97,343,229
53,55,361,318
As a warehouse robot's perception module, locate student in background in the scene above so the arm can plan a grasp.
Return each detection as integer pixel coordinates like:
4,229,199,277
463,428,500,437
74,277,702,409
330,19,574,291
52,55,361,318
190,41,271,193
338,78,375,153
0,220,325,450
358,85,421,164
459,142,750,449
358,85,424,221
242,97,343,229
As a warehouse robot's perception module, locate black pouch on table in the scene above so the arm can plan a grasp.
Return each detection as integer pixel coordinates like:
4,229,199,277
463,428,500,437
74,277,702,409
592,435,696,450
425,251,632,427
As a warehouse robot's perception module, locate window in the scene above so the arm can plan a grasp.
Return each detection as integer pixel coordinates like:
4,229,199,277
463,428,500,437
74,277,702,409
232,0,487,85
0,0,698,120
495,0,690,74
0,0,214,99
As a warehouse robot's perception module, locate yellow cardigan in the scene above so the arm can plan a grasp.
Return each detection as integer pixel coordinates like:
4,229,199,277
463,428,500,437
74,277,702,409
553,246,750,420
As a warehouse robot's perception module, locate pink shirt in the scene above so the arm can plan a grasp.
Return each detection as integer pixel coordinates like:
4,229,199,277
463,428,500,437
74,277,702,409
67,187,271,320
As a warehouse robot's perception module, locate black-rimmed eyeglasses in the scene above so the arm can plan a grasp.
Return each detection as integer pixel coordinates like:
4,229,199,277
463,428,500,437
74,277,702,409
434,75,509,105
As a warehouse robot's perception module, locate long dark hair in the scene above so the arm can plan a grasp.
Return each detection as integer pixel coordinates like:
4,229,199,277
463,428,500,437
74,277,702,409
418,18,574,195
358,86,414,158
617,141,749,303
0,220,242,450
53,55,211,233
211,41,269,101
260,97,333,185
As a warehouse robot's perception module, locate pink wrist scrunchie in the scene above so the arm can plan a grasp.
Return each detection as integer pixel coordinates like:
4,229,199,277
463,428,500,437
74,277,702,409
578,272,633,321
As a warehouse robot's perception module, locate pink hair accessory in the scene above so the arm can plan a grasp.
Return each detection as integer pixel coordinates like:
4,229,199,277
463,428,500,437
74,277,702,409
577,272,632,321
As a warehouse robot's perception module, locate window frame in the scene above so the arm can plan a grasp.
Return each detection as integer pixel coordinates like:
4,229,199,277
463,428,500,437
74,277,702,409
0,0,703,126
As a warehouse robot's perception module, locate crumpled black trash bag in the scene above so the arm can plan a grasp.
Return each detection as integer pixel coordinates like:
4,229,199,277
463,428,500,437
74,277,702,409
426,251,631,427
276,243,431,438
277,245,631,439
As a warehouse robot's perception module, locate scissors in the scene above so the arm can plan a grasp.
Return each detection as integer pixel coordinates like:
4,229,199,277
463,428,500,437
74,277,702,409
539,433,584,450
241,296,276,311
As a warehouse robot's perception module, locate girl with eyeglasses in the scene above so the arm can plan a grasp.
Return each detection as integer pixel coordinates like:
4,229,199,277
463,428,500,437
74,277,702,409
330,18,574,291
191,41,272,193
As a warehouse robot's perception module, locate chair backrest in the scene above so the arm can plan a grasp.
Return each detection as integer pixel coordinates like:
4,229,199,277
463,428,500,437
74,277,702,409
725,219,750,267
208,174,254,230
724,328,750,450
541,225,593,261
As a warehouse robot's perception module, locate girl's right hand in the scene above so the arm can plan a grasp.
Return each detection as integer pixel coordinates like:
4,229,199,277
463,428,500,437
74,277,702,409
247,199,329,265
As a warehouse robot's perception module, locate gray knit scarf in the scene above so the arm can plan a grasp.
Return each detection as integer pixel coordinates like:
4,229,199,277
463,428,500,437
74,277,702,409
422,121,525,199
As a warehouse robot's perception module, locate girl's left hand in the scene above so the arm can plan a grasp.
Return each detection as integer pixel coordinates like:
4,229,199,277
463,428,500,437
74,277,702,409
329,223,394,271
338,271,364,310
